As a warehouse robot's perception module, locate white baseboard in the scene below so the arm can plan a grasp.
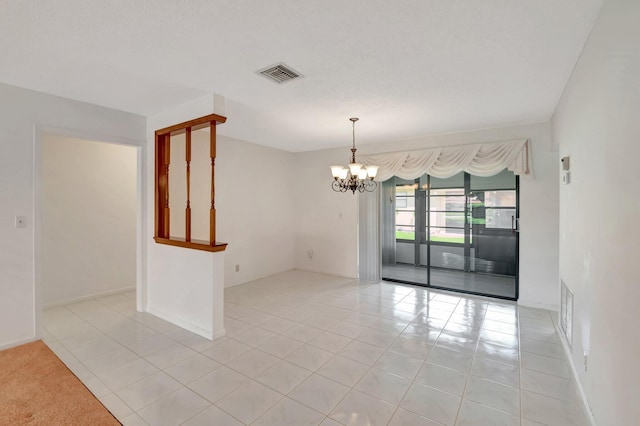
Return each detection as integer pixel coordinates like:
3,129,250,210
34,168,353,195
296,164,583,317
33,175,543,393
212,329,226,340
146,306,222,341
517,299,558,311
553,317,598,426
0,336,38,351
43,286,135,309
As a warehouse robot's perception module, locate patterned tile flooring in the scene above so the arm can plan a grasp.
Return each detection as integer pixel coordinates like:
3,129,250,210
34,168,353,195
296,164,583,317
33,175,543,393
43,270,589,425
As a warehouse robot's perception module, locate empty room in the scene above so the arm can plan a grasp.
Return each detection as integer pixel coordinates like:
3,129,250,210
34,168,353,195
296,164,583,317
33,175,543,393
0,1,638,425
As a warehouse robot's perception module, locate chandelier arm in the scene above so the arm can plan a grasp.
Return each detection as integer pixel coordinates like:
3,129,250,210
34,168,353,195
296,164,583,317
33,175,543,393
364,180,377,192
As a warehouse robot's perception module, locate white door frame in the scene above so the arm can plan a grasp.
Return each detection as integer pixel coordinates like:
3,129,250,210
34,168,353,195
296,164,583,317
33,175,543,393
33,126,146,338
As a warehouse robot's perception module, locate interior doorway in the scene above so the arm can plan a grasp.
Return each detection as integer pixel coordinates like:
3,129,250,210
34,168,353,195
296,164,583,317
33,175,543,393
34,129,144,337
381,169,519,300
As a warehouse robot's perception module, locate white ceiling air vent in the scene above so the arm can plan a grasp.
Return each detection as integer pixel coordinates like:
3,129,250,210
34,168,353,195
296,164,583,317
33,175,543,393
257,63,302,84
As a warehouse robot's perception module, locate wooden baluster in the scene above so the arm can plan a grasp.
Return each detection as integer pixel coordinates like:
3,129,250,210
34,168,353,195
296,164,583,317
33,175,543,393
185,128,192,241
210,121,216,246
155,133,171,238
163,138,171,237
154,134,162,238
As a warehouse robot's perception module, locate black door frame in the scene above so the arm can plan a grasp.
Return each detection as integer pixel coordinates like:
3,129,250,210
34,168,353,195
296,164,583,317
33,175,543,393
382,174,520,302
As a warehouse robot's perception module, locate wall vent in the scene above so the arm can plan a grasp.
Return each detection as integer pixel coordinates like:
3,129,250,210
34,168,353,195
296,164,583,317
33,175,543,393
560,280,573,347
257,63,302,84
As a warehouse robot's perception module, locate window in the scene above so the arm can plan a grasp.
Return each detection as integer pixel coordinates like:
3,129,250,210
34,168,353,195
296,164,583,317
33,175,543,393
393,172,517,244
395,187,416,240
395,190,416,240
429,188,465,244
484,190,516,229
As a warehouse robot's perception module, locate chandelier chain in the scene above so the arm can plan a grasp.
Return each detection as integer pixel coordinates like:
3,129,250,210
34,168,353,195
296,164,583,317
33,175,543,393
352,119,356,150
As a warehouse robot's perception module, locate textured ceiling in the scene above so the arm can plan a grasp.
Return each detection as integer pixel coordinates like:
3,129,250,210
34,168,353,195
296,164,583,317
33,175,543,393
0,0,602,151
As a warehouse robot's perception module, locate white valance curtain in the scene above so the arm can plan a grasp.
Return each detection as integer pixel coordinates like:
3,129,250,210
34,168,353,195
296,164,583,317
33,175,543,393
359,139,530,181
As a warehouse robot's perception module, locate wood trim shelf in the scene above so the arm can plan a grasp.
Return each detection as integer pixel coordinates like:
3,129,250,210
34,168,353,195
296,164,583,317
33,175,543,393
153,237,228,253
155,114,227,136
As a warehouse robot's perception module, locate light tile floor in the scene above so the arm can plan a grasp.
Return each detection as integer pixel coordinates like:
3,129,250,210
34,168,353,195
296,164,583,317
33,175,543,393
42,270,589,426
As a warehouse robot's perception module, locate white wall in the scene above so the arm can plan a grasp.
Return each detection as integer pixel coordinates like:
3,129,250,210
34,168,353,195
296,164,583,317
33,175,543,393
551,0,640,423
167,130,296,288
41,135,137,306
216,135,295,288
0,83,145,350
146,95,225,339
293,148,359,278
294,122,559,309
147,243,224,340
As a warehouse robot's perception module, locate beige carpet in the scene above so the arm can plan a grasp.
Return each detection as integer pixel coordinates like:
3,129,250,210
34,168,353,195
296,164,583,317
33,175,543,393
0,340,120,425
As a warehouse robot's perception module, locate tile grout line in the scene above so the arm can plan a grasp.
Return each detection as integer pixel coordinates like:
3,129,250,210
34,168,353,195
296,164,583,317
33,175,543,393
44,277,578,426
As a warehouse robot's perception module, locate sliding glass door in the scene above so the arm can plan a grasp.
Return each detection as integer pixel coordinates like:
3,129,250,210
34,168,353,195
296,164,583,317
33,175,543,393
381,170,518,300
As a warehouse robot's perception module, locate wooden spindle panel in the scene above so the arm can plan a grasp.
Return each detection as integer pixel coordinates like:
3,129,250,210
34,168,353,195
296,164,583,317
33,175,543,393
154,113,227,253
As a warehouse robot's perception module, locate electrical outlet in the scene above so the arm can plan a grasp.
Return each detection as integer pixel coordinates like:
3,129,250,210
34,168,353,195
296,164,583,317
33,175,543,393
15,216,26,228
307,250,314,260
235,264,240,272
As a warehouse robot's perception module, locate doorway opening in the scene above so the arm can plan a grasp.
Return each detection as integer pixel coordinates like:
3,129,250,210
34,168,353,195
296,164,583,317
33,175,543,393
381,169,519,300
35,129,144,337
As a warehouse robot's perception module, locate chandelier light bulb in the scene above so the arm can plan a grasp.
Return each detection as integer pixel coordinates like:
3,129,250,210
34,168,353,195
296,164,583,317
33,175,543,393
330,165,344,178
349,162,363,176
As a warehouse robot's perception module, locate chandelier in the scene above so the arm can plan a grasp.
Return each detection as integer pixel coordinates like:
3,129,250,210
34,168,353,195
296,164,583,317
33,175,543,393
330,118,379,194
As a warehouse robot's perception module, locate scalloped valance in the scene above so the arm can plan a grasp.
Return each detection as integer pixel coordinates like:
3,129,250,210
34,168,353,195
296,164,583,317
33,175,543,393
359,139,530,181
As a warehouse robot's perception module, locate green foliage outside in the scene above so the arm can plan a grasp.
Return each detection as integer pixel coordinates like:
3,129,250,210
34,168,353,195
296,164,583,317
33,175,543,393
395,231,415,240
431,235,465,244
395,231,465,244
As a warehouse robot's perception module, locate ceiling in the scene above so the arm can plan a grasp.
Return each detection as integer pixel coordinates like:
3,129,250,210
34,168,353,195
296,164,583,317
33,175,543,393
0,0,602,152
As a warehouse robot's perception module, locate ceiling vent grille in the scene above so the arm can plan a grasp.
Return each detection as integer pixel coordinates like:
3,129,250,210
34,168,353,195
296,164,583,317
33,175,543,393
258,63,302,84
